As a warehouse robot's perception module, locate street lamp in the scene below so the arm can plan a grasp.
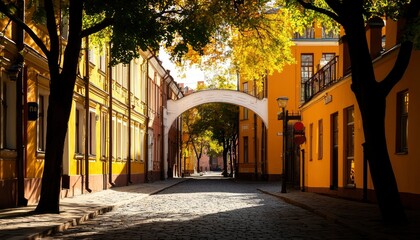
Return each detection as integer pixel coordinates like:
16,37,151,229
277,96,288,193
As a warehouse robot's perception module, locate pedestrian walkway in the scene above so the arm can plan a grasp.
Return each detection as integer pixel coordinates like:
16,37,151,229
258,185,420,239
0,178,187,240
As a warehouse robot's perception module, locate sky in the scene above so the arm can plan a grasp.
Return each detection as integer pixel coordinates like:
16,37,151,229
159,49,205,90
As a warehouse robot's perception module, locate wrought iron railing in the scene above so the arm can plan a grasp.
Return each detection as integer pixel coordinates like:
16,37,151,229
303,56,339,102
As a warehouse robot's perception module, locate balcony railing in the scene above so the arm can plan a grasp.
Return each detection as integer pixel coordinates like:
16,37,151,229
303,56,339,103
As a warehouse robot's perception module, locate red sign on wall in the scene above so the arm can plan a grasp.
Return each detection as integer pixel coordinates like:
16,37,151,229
293,122,306,145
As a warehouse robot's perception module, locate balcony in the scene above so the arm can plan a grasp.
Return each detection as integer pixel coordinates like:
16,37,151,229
303,56,339,103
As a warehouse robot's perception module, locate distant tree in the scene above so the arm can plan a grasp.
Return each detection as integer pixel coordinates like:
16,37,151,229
182,107,213,173
281,0,420,222
195,75,239,177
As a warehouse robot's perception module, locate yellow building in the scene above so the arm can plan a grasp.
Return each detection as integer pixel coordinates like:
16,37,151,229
238,16,420,209
299,18,420,209
0,17,182,207
238,25,340,181
59,44,149,196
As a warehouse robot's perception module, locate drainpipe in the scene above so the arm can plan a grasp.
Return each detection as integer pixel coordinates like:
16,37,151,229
127,63,132,185
108,43,115,186
144,56,152,182
162,73,170,180
15,0,27,206
84,37,91,193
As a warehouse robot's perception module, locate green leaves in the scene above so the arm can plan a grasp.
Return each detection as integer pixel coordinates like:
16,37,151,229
84,0,270,65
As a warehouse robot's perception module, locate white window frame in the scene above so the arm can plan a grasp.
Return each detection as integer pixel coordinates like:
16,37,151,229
123,120,128,160
37,89,49,152
112,115,117,160
89,110,97,156
141,61,147,103
117,118,122,160
140,129,145,162
101,112,107,158
75,106,85,154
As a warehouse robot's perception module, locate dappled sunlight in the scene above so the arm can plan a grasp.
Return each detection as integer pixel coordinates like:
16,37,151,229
121,191,265,220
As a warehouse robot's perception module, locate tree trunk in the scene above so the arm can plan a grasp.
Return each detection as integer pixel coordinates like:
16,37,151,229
344,11,406,222
35,0,83,213
229,148,233,177
360,95,406,222
35,74,77,213
222,141,228,177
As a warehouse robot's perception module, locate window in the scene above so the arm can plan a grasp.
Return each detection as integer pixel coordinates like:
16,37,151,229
89,111,96,156
309,123,313,161
135,124,141,161
38,94,48,152
88,48,95,65
141,62,147,103
1,80,17,149
345,106,355,186
318,119,323,160
140,129,145,162
243,108,249,120
321,53,336,85
301,54,314,102
75,108,84,154
99,54,106,73
243,136,249,163
101,112,107,158
322,53,336,62
60,13,69,40
131,124,135,161
243,82,248,94
148,131,153,170
396,90,409,153
117,119,122,160
112,115,116,159
116,64,122,85
131,61,140,96
123,121,128,160
111,66,116,81
294,25,315,39
322,26,339,39
122,64,128,89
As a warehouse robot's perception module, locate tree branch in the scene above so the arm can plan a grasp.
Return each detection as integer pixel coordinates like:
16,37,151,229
45,0,59,64
380,0,420,95
380,42,413,95
0,1,50,57
81,18,114,38
296,0,341,24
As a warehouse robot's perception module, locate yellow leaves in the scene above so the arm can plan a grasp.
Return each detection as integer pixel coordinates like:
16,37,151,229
232,8,294,82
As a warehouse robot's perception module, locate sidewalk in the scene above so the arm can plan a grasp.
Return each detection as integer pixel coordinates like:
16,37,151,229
258,185,420,239
0,178,187,240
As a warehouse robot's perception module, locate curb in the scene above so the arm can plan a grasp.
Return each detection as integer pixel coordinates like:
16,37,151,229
26,206,114,240
24,179,188,240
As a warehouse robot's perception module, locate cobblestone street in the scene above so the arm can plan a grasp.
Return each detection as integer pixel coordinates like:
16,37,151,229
46,176,366,239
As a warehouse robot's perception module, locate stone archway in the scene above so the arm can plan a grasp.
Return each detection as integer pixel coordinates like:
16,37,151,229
163,89,268,178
